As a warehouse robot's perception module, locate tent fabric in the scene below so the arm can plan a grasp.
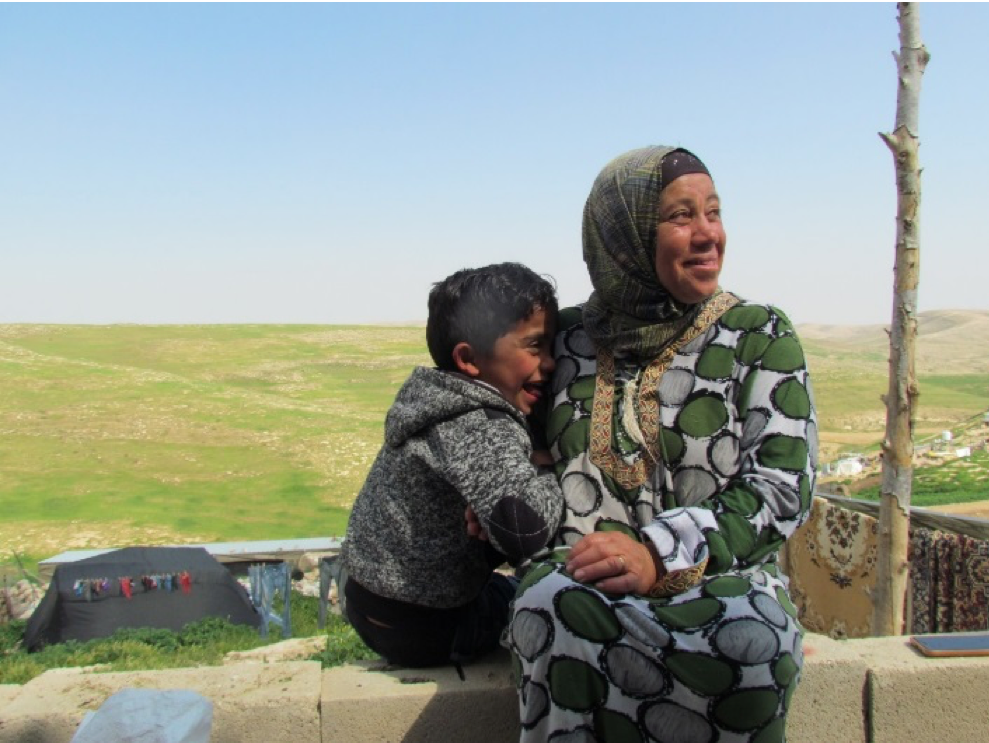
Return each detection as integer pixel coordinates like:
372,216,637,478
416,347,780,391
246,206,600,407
25,546,260,651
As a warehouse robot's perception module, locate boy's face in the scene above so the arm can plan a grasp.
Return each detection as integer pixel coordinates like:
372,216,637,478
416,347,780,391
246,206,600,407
473,307,556,415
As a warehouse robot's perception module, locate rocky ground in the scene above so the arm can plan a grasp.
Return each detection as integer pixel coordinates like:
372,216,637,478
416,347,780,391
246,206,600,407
0,579,45,623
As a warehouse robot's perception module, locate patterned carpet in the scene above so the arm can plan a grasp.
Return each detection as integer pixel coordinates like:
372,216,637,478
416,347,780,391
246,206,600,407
783,498,989,637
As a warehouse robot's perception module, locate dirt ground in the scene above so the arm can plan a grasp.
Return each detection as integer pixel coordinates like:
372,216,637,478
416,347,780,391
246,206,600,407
922,500,989,520
1,521,207,566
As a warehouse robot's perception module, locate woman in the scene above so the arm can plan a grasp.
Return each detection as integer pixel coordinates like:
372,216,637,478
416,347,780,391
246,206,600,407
506,146,817,743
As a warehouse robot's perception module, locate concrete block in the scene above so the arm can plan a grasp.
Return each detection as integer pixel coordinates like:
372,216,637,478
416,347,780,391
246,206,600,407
866,636,989,743
322,648,519,743
788,633,869,743
0,661,322,743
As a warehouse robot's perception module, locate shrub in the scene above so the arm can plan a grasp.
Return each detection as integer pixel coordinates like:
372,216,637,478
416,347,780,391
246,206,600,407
0,593,375,685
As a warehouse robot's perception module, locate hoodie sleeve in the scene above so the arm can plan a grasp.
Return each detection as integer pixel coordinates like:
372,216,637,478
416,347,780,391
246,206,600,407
433,413,563,564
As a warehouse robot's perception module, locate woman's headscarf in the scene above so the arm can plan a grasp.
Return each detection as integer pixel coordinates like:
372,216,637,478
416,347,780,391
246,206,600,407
581,145,720,359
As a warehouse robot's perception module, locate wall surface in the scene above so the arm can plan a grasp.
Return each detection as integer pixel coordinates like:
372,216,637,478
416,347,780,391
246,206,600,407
3,633,989,742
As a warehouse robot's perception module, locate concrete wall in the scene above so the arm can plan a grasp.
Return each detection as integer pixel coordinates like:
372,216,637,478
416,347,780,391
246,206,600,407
3,632,989,742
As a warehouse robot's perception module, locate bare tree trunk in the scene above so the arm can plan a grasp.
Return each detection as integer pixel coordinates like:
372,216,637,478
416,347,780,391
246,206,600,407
873,2,930,637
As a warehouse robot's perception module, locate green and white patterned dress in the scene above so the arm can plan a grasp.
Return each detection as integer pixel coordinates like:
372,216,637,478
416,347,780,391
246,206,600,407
507,299,817,743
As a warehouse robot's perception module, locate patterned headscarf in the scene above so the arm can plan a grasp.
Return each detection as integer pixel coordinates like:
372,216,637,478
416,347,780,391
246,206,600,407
582,145,720,359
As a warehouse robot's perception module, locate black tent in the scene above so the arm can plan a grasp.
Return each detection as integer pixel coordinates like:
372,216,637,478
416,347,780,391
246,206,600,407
25,546,261,651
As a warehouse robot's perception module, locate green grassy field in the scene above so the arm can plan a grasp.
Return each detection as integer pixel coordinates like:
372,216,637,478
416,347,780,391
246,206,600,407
2,321,987,572
0,324,431,569
845,448,989,507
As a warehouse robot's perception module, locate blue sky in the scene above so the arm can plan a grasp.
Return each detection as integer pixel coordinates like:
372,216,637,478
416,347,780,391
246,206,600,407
2,3,986,326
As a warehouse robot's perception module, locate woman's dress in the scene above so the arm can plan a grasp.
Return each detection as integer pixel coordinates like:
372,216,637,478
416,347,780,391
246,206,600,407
507,299,818,743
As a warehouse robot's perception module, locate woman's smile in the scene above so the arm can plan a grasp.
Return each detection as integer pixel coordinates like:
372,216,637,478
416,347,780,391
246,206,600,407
684,253,720,269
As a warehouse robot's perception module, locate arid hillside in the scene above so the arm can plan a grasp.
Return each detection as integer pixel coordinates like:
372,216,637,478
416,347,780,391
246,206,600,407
796,309,989,461
798,309,989,375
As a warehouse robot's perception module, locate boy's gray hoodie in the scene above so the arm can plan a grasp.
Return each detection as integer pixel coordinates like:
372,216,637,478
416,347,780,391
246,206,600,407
342,366,563,608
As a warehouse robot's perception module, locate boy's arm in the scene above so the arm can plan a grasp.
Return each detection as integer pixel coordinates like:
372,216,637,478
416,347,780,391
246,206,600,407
437,414,563,564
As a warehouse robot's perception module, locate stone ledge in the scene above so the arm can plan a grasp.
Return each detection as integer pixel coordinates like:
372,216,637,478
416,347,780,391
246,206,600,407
0,661,321,743
788,634,870,742
322,648,519,743
864,636,989,743
4,634,989,742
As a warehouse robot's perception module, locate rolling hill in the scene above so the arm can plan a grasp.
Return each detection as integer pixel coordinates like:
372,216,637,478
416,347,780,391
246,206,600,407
1,311,986,560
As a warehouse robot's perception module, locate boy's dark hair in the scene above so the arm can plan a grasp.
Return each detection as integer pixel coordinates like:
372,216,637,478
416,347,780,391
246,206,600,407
427,262,558,371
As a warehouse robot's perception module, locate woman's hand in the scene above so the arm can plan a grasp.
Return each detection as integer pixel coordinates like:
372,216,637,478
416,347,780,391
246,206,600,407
566,532,665,595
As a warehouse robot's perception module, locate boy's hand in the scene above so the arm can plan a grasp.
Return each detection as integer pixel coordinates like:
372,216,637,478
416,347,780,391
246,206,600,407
465,506,489,542
531,449,554,467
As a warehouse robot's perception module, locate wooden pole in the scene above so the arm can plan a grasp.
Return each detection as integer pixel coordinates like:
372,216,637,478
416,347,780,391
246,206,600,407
873,2,929,637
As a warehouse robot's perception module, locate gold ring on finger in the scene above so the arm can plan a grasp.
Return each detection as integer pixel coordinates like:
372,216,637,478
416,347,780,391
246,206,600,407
616,554,627,573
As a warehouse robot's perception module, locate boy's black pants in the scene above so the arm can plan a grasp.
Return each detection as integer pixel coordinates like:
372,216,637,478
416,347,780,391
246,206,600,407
344,573,518,668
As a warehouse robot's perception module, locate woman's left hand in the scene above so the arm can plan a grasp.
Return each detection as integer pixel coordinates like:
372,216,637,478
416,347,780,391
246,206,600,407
566,532,663,595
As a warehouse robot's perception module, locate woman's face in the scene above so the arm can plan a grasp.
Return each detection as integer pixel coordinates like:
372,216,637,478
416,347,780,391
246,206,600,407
654,173,726,304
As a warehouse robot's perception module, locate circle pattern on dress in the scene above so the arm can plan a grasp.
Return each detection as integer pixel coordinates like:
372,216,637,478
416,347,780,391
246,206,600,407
614,604,673,650
512,608,555,660
712,618,780,665
736,331,772,364
593,708,644,743
639,701,716,743
549,656,609,711
709,433,739,478
651,598,723,631
520,677,551,728
553,357,580,395
556,587,623,643
696,344,735,381
711,686,780,732
722,304,770,331
562,471,604,517
751,591,789,629
740,408,770,450
602,644,670,698
673,467,718,506
772,378,811,419
560,418,592,460
665,651,736,696
565,327,596,358
677,393,729,438
761,336,804,373
658,368,695,407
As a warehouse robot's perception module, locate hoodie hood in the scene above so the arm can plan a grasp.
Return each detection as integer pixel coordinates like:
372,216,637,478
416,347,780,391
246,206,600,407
384,367,525,447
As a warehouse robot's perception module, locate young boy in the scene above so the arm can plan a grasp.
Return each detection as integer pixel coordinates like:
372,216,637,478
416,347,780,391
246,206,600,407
340,262,562,668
